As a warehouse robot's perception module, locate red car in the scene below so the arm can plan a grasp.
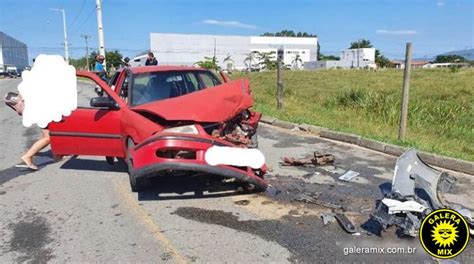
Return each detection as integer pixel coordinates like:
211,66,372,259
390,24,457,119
49,66,267,192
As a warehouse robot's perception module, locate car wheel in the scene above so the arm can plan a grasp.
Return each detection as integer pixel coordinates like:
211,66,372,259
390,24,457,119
126,137,150,192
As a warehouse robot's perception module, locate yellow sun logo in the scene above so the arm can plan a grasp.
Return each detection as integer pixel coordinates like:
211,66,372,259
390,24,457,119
431,220,459,248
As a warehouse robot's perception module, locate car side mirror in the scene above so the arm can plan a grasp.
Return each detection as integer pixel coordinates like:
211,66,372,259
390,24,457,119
90,97,120,110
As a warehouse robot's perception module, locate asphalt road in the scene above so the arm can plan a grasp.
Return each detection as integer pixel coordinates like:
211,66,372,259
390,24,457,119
0,78,473,263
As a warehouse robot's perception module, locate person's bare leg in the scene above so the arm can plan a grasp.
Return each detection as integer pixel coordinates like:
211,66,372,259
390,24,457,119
20,129,50,169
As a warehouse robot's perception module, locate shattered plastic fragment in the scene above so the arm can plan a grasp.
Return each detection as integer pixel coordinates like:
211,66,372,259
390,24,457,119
338,170,360,182
381,198,427,214
321,212,336,225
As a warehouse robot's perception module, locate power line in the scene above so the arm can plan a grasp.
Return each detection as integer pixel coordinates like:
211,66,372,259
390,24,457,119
70,5,95,36
68,0,87,29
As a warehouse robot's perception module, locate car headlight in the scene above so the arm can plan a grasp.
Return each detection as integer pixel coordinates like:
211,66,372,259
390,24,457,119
162,125,199,134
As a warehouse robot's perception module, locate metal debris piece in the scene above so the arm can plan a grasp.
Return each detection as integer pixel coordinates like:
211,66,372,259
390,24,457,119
335,213,357,234
321,212,336,225
369,149,474,237
281,152,335,167
338,170,360,182
381,198,427,214
293,193,343,210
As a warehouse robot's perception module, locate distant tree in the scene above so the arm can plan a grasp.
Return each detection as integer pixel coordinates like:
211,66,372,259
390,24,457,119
349,39,373,49
70,57,87,70
434,55,467,63
244,51,259,71
105,50,123,69
375,49,391,68
260,30,317,38
319,55,340,61
223,54,234,70
87,50,124,70
195,56,219,70
257,51,277,70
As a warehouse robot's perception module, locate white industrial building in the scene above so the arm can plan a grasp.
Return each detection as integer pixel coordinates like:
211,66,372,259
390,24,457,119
0,31,29,74
133,33,318,70
313,48,375,69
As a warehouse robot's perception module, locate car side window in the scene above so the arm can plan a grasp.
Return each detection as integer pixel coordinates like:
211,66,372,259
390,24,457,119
183,72,201,92
198,71,221,88
76,78,114,108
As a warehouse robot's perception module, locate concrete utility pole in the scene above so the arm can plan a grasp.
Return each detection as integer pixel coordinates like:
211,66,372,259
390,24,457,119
276,48,284,110
96,0,106,69
81,35,91,71
398,43,413,141
50,8,69,63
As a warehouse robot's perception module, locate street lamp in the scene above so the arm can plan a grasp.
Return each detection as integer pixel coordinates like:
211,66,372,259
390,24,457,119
50,8,69,64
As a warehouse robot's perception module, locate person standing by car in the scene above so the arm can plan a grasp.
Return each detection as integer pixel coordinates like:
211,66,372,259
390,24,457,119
4,92,62,170
145,52,158,66
122,57,131,68
94,55,108,82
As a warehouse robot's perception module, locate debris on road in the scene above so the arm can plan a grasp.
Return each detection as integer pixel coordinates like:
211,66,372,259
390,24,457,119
293,193,343,210
369,149,474,237
335,213,357,234
234,200,251,206
338,170,360,182
321,212,336,225
281,152,335,167
381,198,427,214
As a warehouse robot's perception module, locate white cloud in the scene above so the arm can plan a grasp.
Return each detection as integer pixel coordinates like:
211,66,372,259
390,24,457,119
202,19,257,29
376,29,418,35
437,1,445,6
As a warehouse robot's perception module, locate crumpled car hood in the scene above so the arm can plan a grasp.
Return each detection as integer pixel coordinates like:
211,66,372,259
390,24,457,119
131,79,254,122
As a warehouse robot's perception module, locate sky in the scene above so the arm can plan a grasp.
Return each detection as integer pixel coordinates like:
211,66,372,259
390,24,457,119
0,0,473,62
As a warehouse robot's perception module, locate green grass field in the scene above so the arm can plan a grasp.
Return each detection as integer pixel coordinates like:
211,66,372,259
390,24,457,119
234,68,474,161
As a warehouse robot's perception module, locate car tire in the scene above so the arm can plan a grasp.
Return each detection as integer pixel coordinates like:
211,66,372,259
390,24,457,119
126,137,150,192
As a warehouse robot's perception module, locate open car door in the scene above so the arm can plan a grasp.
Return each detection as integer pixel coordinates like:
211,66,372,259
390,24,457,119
49,72,126,158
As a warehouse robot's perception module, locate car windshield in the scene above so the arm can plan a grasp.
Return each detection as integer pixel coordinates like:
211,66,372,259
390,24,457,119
130,70,221,106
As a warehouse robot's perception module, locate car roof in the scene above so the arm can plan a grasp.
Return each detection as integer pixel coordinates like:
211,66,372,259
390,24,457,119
129,66,209,74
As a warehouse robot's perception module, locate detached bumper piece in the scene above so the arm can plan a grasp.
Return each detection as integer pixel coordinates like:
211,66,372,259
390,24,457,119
127,134,267,192
370,149,473,237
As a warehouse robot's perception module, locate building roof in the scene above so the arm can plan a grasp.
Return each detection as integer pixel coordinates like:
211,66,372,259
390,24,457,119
391,60,429,66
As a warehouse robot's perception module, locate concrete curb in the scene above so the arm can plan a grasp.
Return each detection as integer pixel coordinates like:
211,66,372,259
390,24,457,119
260,115,474,175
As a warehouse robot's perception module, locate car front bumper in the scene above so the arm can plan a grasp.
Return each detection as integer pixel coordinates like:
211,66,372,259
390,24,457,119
128,134,268,190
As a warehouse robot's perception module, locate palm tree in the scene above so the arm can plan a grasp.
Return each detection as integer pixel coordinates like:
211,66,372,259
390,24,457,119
223,54,234,71
291,54,303,70
244,51,258,71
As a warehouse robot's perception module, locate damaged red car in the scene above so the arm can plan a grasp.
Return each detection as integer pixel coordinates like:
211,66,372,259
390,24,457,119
49,66,267,192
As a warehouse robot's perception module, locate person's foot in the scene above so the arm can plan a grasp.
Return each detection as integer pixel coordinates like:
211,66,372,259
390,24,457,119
15,156,39,171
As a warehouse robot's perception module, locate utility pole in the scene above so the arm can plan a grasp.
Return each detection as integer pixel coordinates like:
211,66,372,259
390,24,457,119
81,35,91,71
50,8,69,63
276,48,284,110
96,0,106,69
398,43,413,141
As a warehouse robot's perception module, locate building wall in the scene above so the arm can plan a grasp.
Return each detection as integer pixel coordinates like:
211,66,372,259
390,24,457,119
339,48,375,68
0,32,28,71
149,33,317,70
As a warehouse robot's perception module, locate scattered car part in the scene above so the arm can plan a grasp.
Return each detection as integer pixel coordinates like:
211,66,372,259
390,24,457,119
381,198,427,214
338,170,360,182
281,152,335,166
335,213,357,234
321,212,336,225
294,193,343,210
370,149,473,237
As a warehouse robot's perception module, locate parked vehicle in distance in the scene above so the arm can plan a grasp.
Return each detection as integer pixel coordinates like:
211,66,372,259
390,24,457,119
49,66,267,192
